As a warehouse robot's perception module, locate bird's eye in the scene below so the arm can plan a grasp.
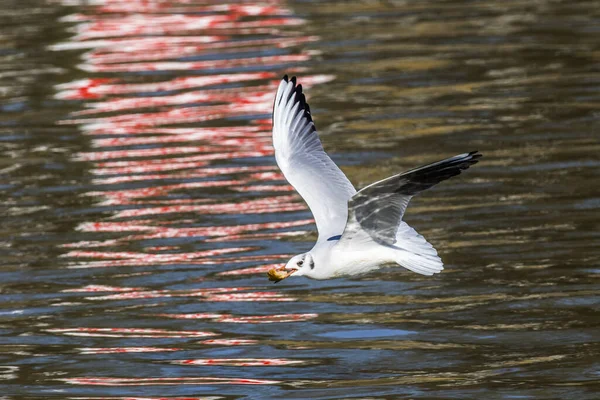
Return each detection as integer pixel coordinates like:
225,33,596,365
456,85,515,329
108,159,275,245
297,260,303,266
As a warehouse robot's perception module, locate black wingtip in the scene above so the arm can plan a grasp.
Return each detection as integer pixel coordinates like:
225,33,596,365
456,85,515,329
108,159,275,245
453,151,482,170
389,151,483,196
275,74,317,133
467,150,483,165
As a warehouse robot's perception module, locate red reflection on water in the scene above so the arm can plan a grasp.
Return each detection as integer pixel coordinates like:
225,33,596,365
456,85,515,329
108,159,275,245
144,246,179,251
80,53,310,73
74,85,277,115
62,376,279,386
158,312,317,324
86,180,246,205
92,160,211,175
71,15,249,40
72,219,312,244
84,36,318,66
56,73,274,99
76,147,247,162
205,230,307,242
199,339,257,346
48,328,217,338
67,254,290,269
91,127,267,147
110,195,304,219
93,3,293,15
81,148,272,165
87,287,251,300
78,347,181,354
203,292,295,302
173,358,303,366
231,185,293,192
71,398,217,400
62,285,141,292
66,5,304,41
65,104,273,132
63,247,252,262
86,288,293,302
55,0,324,348
91,166,275,185
88,148,271,174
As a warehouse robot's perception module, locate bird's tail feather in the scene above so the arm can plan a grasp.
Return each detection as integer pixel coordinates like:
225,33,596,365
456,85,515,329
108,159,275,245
394,251,443,276
393,222,444,276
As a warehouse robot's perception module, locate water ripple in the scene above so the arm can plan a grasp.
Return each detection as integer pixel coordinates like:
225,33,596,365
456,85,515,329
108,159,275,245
2,0,599,398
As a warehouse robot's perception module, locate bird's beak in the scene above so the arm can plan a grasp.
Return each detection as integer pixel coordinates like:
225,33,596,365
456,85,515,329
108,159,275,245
267,265,297,283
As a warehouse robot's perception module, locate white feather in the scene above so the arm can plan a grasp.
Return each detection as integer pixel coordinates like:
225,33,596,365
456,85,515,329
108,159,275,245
272,77,356,241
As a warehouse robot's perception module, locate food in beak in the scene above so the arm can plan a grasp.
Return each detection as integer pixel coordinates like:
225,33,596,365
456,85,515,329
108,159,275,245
267,265,296,283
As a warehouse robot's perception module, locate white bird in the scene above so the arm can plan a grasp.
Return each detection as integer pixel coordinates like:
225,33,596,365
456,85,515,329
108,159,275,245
269,75,481,281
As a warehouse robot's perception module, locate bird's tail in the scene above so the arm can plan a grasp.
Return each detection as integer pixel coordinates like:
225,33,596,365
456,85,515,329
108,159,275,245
393,222,444,276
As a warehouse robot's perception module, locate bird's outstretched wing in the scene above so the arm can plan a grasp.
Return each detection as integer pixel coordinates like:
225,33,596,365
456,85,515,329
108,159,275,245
341,151,482,247
272,75,356,241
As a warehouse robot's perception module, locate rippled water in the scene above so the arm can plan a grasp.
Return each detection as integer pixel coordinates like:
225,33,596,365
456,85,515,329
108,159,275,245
1,0,599,398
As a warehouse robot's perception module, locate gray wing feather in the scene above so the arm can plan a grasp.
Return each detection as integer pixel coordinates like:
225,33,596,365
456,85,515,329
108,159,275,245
343,151,481,246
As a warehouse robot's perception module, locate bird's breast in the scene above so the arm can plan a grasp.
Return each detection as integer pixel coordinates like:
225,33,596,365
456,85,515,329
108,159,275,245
326,243,395,278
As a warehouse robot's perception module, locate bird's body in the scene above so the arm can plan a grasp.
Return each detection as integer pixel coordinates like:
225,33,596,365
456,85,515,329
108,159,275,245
309,221,441,279
308,238,395,280
270,75,481,281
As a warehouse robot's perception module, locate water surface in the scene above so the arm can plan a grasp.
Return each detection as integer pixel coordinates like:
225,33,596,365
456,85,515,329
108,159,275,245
1,0,599,398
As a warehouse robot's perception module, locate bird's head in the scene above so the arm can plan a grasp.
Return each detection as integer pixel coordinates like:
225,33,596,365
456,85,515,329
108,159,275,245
266,252,316,282
285,252,314,277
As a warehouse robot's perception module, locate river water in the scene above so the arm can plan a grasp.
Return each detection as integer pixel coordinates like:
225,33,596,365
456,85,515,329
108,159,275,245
1,0,599,399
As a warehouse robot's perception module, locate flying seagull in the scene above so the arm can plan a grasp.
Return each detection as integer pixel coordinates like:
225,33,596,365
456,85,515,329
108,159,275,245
268,75,481,282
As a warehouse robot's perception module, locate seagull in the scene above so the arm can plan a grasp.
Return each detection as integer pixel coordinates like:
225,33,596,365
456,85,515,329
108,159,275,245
268,75,481,282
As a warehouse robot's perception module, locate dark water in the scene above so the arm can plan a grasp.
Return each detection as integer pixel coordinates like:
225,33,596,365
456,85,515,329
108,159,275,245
1,0,599,398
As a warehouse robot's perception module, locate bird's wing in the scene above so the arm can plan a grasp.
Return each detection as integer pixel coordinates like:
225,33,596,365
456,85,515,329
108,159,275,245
272,75,356,241
340,151,481,247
